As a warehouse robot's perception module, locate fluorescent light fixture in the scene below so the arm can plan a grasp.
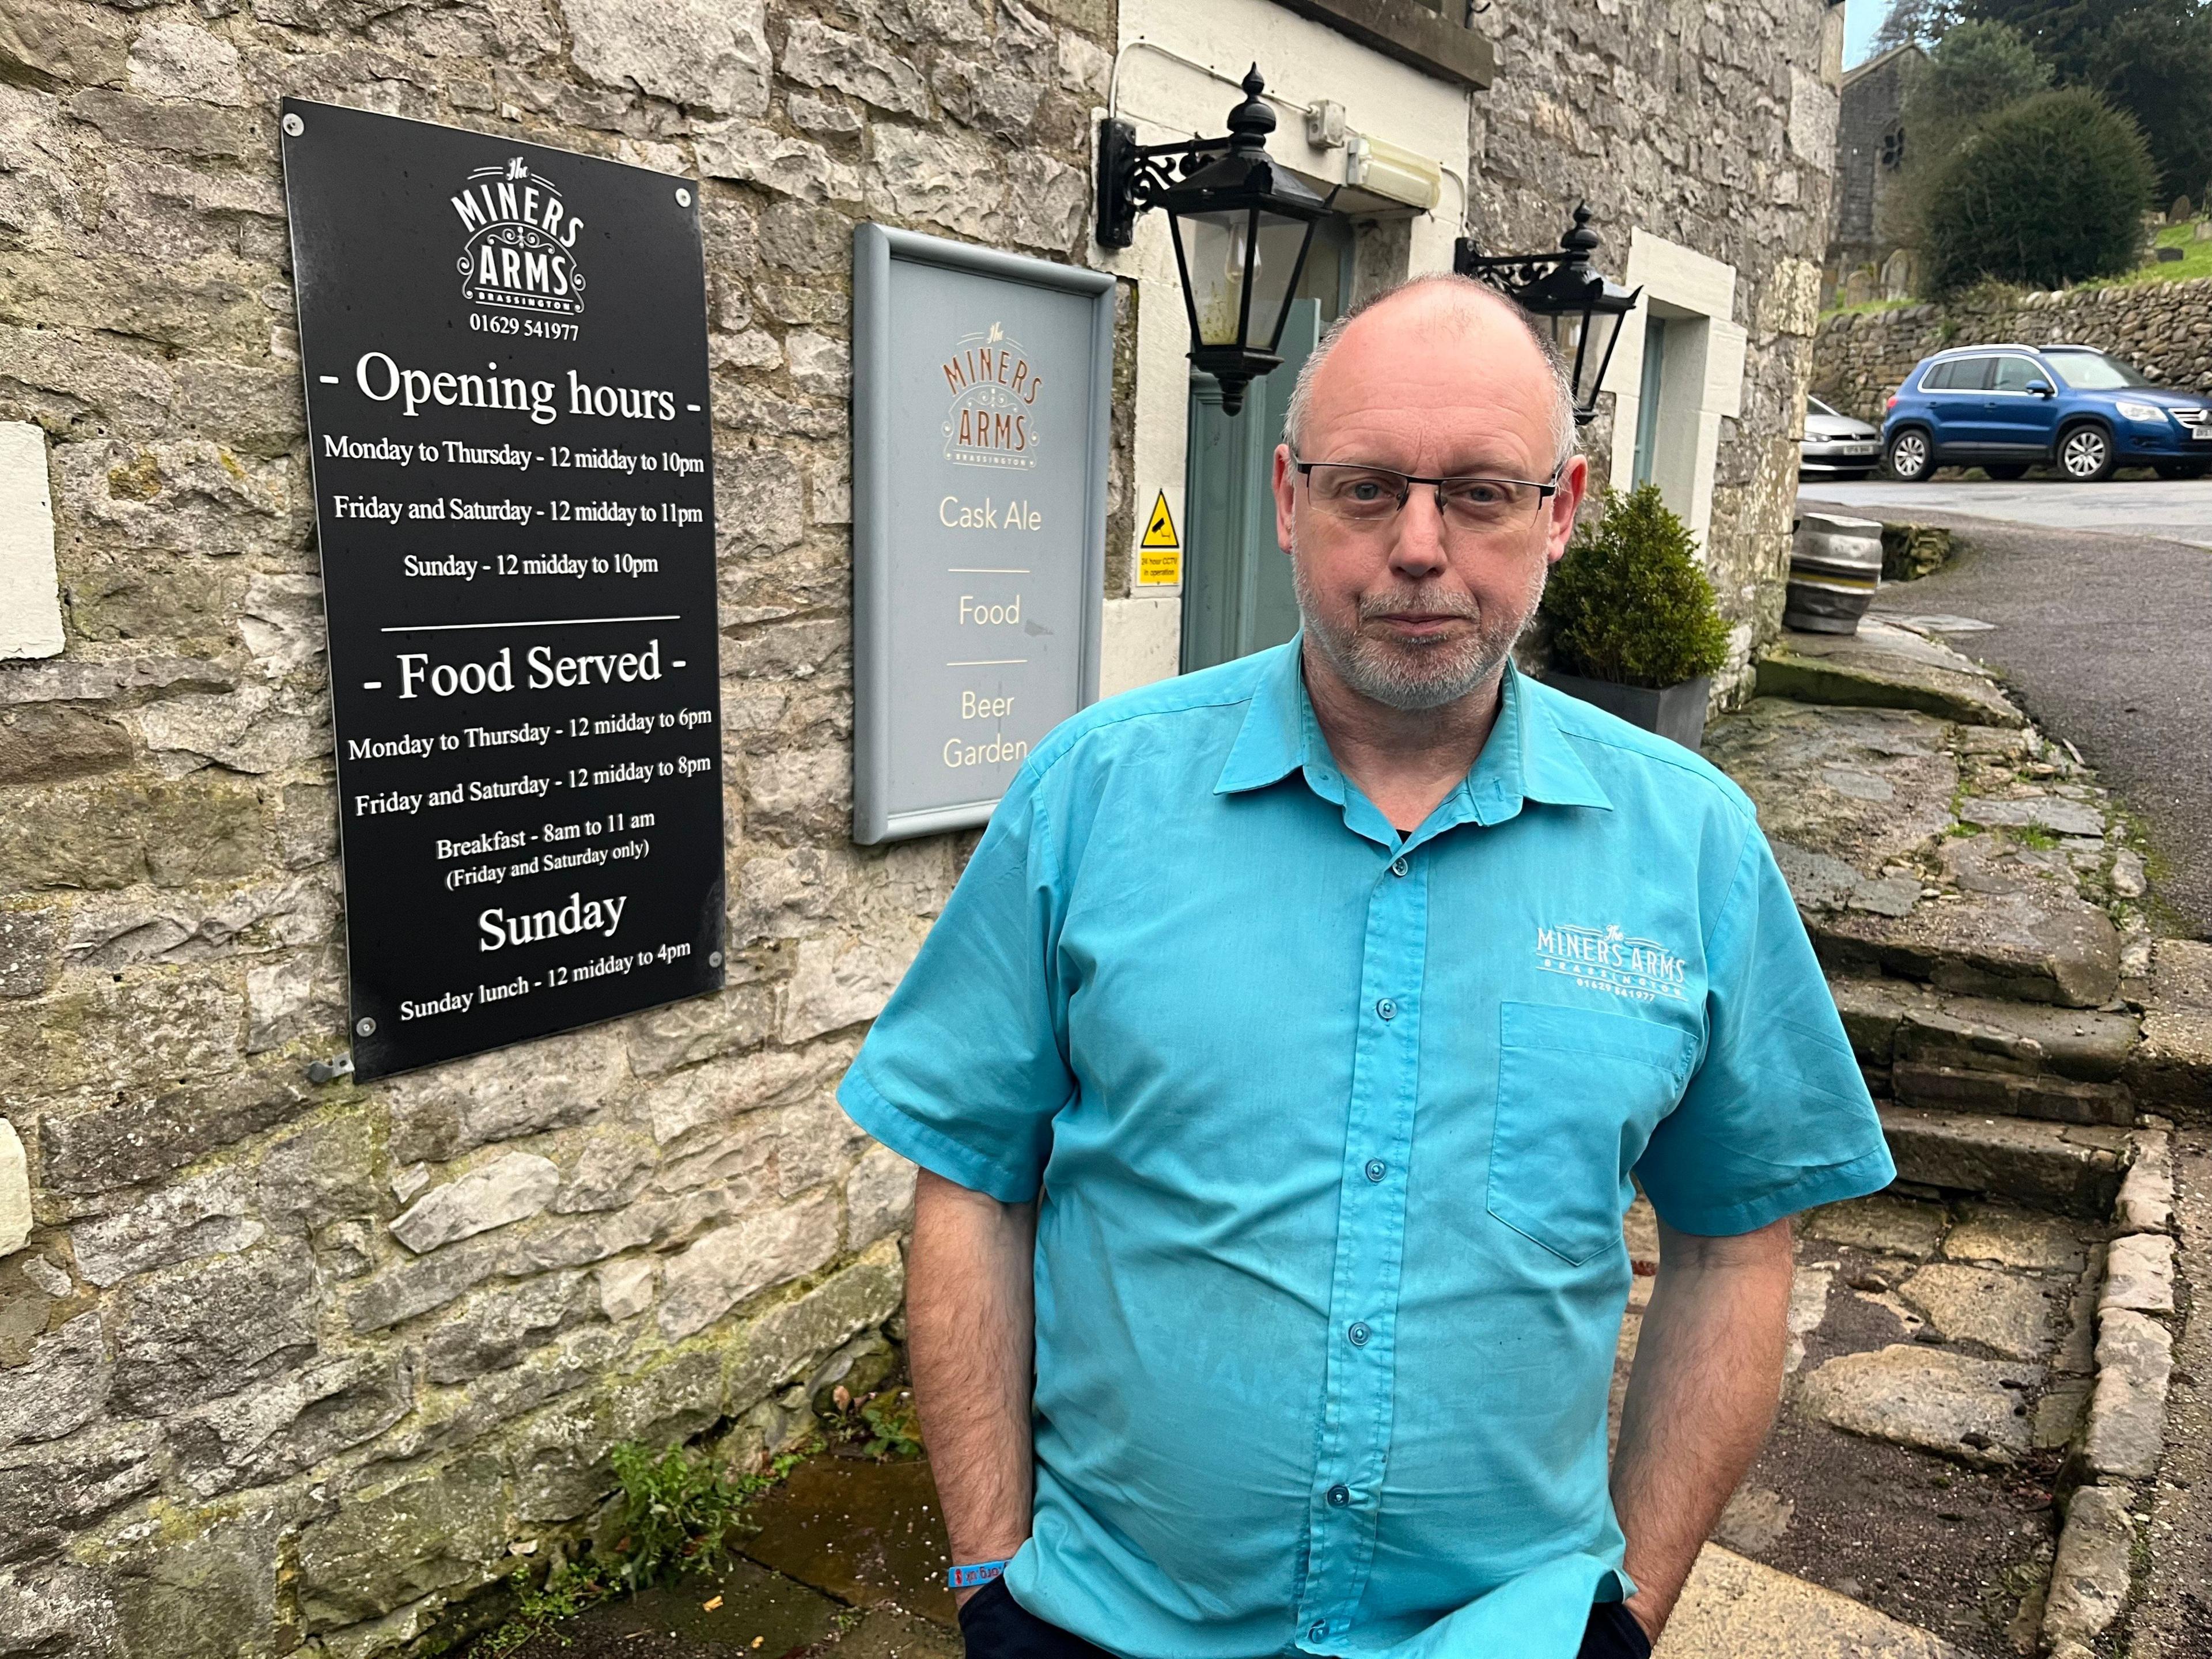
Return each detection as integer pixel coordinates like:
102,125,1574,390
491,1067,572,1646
1344,135,1441,211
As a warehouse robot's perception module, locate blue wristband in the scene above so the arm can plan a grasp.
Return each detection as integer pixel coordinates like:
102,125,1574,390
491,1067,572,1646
948,1559,1009,1590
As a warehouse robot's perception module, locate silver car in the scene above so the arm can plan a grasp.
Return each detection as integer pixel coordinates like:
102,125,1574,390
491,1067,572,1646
1801,396,1883,479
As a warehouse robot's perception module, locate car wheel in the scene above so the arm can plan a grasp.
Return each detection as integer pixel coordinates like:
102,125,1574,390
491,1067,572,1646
2058,423,2116,482
1984,464,2030,480
1887,429,1933,482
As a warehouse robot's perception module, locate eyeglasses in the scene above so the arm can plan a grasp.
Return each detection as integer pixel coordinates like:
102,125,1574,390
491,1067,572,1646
1290,456,1561,536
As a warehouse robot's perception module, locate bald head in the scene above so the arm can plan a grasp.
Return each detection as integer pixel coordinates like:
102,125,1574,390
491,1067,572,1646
1281,274,1576,474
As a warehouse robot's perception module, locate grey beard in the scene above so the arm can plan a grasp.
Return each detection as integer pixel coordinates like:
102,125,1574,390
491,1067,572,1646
1290,548,1546,713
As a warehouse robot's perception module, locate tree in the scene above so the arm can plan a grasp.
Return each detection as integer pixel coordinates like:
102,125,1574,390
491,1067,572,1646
1884,22,2051,251
1959,0,2212,196
1876,0,1965,51
2085,6,2212,202
1919,87,2156,293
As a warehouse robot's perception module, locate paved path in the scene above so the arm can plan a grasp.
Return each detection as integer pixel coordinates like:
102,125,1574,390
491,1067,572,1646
1800,476,2212,548
1801,495,2212,939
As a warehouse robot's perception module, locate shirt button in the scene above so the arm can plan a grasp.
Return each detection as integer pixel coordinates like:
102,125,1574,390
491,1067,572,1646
1365,1158,1387,1182
1309,1623,1328,1643
1347,1321,1371,1346
1376,998,1396,1021
1389,857,1408,877
1326,1483,1353,1508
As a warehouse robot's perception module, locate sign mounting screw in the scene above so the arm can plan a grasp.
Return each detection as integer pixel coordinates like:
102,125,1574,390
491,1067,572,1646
355,1016,377,1036
282,112,304,137
675,186,692,207
708,950,723,967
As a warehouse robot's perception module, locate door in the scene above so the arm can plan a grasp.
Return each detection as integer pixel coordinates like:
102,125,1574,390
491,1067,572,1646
1982,354,2061,456
1180,297,1323,673
1923,354,1995,451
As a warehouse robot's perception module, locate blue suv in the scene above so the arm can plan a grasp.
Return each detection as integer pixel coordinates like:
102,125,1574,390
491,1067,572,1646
1881,343,2212,483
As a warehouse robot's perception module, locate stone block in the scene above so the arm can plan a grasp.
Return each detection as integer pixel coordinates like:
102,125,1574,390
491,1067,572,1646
779,932,919,1043
623,983,775,1078
696,122,851,203
1957,794,2106,839
1826,975,1936,1065
1879,1107,2126,1218
0,421,63,661
109,1243,319,1415
561,0,771,117
2041,1484,2133,1647
0,1312,109,1449
1755,625,2024,728
1896,1263,2055,1359
0,907,59,998
508,1346,724,1524
168,1350,411,1502
107,1494,302,1659
597,1255,656,1320
722,1236,903,1408
2124,941,2212,1123
2101,1234,2175,1315
385,1031,623,1164
0,1421,160,1567
1940,1205,2087,1273
641,1040,849,1147
1814,836,2122,1011
390,1152,561,1254
257,1112,381,1236
294,1455,509,1631
0,702,131,786
423,1271,597,1384
1800,1192,1946,1259
1795,1344,2041,1466
1890,1061,2134,1126
36,1067,317,1194
0,1119,26,1256
781,19,928,117
846,1144,915,1248
1896,998,2138,1084
657,1187,840,1338
126,19,244,106
2084,1309,2172,1479
71,1164,264,1286
2114,1131,2175,1234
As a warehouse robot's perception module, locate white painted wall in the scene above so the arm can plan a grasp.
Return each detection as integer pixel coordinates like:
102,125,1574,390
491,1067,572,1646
1090,0,1472,693
1601,232,1746,551
0,423,65,660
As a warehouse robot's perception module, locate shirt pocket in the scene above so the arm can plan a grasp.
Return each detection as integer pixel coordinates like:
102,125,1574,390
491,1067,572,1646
1486,1000,1697,1266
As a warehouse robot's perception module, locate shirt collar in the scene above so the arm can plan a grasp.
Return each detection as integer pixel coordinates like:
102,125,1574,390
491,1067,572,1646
1214,639,1613,821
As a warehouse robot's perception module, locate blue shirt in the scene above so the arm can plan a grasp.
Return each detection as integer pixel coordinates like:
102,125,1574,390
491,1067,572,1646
838,641,1892,1659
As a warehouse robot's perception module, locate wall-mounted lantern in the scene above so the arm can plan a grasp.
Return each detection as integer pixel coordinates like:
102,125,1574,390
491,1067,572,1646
1097,67,1328,416
1454,203,1641,426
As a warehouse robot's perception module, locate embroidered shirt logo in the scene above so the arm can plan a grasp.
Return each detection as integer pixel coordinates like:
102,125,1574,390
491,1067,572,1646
1535,922,1689,1003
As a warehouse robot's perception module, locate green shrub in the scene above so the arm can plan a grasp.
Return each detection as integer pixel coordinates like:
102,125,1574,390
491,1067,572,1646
1541,484,1731,689
1921,88,2156,294
605,1441,750,1593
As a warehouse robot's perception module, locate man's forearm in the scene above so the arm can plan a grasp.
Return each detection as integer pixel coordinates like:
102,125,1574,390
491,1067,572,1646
908,1169,1038,1597
1610,1215,1794,1639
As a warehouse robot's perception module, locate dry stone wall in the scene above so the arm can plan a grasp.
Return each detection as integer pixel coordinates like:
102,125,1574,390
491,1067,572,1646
0,0,1119,1653
1471,0,1840,694
1813,277,2212,423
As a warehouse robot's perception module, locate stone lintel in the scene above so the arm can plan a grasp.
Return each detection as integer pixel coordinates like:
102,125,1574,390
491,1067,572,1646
1267,0,1495,89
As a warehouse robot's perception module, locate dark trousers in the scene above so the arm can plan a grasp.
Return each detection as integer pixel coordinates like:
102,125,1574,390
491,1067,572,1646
957,1579,1654,1659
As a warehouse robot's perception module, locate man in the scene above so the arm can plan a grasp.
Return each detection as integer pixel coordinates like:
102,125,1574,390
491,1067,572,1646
838,275,1893,1659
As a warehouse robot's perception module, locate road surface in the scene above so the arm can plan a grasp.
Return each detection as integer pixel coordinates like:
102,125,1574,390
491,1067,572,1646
1801,489,2212,938
1801,475,2212,549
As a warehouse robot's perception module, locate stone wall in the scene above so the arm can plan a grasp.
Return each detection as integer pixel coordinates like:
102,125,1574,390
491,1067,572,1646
1813,277,2212,423
1828,46,1914,281
1469,0,1842,697
0,0,1118,1653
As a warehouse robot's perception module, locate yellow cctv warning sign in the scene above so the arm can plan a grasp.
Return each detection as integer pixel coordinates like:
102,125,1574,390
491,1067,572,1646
1138,491,1181,586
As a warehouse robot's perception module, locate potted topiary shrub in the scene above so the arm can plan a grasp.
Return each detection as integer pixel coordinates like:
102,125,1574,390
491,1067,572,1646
1539,483,1732,751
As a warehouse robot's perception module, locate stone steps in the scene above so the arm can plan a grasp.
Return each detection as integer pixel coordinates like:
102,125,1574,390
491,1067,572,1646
1655,1545,1961,1657
1877,1107,2130,1219
1834,975,2140,1127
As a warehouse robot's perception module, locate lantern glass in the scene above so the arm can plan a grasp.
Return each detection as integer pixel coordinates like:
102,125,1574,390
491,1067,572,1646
1176,206,1315,350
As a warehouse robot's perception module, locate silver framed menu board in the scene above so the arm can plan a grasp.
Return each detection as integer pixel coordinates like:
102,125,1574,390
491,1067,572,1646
282,100,724,1080
851,224,1112,844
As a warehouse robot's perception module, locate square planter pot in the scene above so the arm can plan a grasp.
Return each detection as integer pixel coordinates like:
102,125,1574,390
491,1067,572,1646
1544,672,1713,752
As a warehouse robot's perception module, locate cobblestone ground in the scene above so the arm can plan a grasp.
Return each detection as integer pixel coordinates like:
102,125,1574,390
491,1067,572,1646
1615,1193,2104,1656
